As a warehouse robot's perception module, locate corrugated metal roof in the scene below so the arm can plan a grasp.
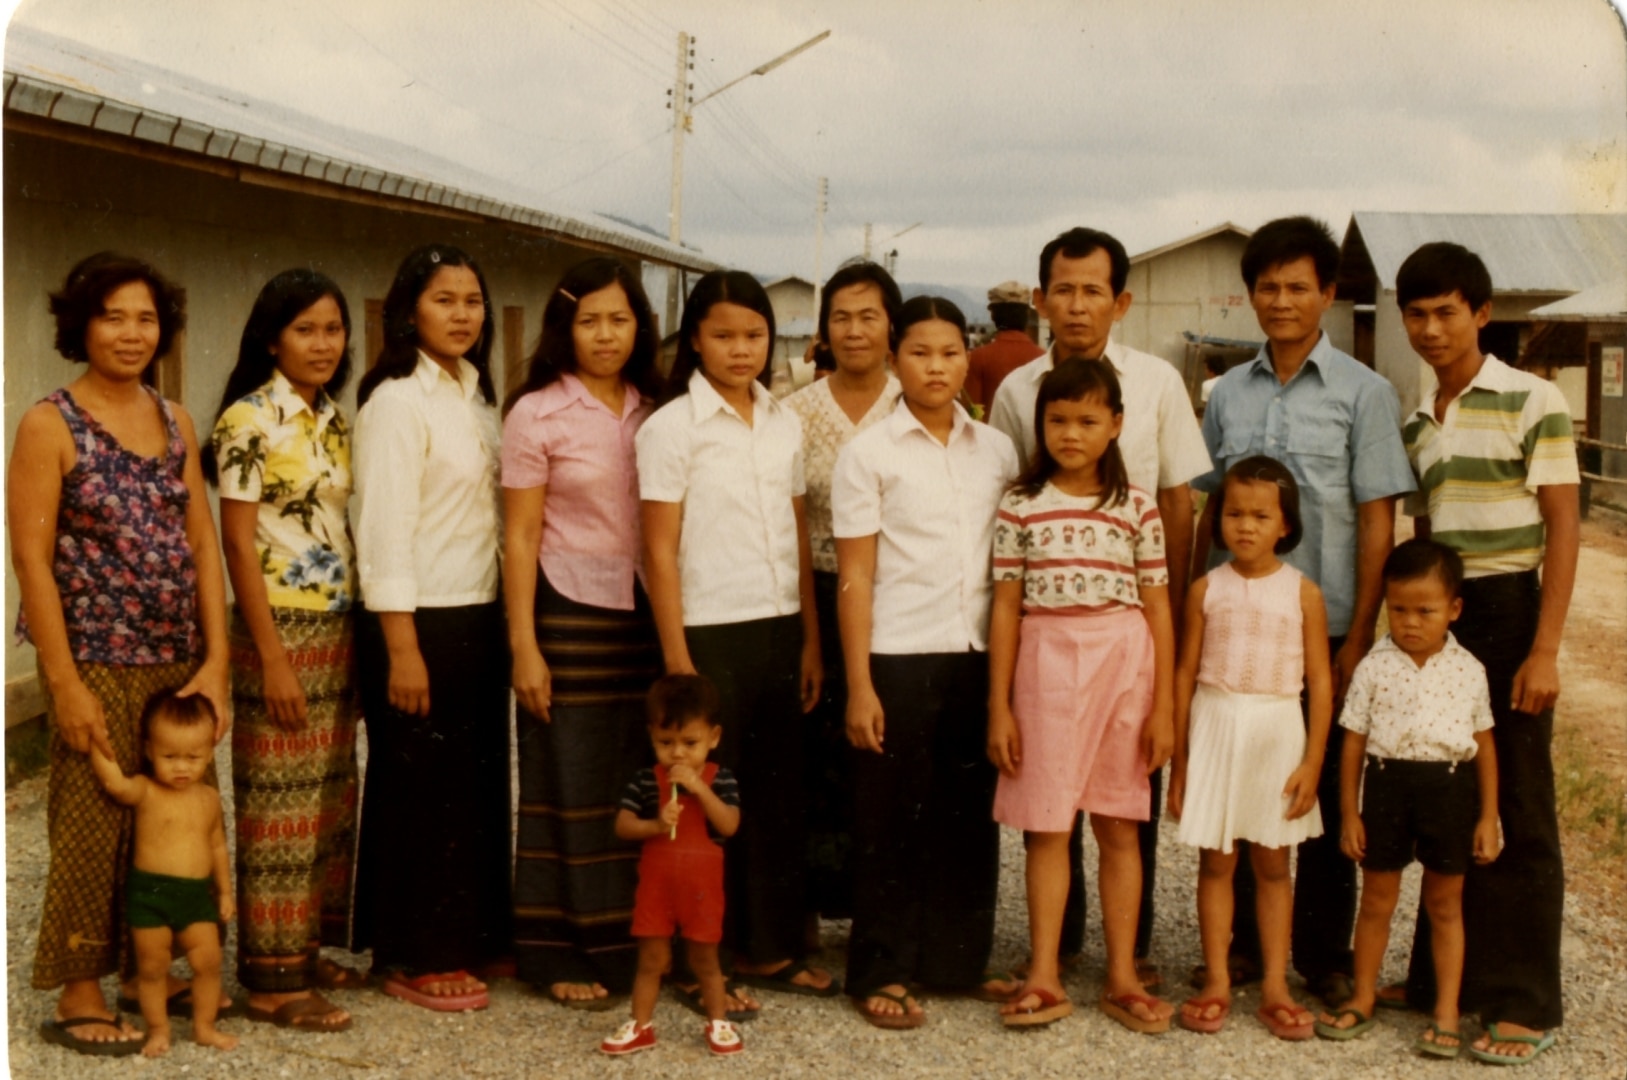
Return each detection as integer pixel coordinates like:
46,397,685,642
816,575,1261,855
1131,222,1252,264
1348,211,1627,293
3,25,719,273
1530,279,1627,321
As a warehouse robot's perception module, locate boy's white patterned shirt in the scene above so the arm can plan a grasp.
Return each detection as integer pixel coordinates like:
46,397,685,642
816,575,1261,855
1339,632,1493,762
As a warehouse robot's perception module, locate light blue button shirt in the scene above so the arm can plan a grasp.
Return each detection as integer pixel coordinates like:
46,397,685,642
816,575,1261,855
1194,334,1415,636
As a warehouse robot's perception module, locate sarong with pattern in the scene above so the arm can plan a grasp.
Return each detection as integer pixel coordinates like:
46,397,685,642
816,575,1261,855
32,659,198,989
513,572,659,993
229,607,359,992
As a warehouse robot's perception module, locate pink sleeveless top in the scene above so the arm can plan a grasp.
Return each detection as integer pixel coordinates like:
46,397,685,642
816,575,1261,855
1197,561,1304,696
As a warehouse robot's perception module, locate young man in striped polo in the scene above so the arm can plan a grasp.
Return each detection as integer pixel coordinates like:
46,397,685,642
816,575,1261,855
1395,241,1579,1065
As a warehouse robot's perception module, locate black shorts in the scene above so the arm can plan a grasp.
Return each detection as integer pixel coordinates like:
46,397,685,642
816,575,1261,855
1359,755,1479,875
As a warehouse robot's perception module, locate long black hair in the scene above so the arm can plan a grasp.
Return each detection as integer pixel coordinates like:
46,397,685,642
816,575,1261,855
356,243,495,409
1010,357,1130,508
503,257,659,417
203,269,352,485
659,270,776,405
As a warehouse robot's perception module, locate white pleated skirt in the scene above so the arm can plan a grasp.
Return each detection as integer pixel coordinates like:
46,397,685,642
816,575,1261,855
1175,684,1324,853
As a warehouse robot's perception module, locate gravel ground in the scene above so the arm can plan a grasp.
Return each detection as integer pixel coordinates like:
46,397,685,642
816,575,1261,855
7,738,1625,1080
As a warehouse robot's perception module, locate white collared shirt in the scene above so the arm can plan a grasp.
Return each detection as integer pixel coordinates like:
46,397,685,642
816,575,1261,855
352,351,501,610
988,339,1211,494
831,400,1019,654
635,370,806,627
1340,633,1494,763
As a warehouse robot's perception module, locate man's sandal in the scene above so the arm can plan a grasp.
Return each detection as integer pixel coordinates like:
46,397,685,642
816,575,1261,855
1465,1022,1556,1066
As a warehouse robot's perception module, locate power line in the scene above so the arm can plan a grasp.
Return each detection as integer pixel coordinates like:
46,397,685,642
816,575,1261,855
528,0,672,87
580,0,675,59
539,124,672,198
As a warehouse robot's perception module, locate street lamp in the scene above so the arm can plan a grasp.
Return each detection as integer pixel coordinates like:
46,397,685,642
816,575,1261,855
665,29,830,334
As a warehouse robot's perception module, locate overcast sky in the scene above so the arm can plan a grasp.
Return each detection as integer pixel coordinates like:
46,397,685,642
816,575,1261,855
7,0,1626,293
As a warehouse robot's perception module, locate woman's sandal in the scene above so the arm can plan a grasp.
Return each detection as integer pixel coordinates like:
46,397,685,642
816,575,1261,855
1002,987,1073,1028
381,971,489,1012
672,981,760,1023
314,958,372,991
1415,1022,1463,1059
245,992,353,1033
854,988,925,1030
1178,997,1230,1034
1100,991,1171,1034
1257,1001,1317,1041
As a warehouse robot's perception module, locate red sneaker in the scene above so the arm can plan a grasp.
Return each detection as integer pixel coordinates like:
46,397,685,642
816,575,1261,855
599,1020,656,1055
705,1018,743,1055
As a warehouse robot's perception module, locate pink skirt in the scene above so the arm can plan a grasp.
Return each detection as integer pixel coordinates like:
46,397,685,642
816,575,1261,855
993,608,1155,832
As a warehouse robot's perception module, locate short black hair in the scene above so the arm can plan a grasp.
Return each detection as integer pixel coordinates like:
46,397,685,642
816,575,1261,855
988,302,1029,333
1382,537,1464,597
1204,354,1227,377
50,251,187,365
647,673,720,731
1210,455,1304,555
1239,216,1340,292
818,261,903,353
140,689,216,741
1038,228,1129,296
1395,242,1493,312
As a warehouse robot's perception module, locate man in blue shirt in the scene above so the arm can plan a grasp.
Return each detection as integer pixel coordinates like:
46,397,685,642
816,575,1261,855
1192,216,1416,1004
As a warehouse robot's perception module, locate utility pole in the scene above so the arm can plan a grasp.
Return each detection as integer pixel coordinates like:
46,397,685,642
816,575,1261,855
862,222,872,262
665,31,694,337
813,177,827,318
664,29,830,336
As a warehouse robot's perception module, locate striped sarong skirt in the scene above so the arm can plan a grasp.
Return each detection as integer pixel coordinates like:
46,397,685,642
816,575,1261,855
513,571,659,993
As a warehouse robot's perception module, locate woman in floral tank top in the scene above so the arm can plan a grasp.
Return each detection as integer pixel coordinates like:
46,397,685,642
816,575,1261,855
9,252,229,1056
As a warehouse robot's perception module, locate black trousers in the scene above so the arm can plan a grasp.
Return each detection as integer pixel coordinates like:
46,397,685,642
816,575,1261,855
354,603,513,974
686,615,808,964
1405,571,1564,1029
846,652,999,997
1229,634,1356,983
804,571,855,919
1057,768,1162,960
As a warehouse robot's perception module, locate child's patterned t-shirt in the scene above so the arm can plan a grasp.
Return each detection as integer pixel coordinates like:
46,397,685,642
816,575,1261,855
993,482,1167,612
1340,633,1494,762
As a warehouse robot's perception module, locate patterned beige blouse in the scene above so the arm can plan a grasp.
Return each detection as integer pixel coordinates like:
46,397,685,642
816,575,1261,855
784,373,901,573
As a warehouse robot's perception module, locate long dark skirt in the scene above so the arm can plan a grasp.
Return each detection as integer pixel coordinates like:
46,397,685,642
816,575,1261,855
685,614,807,964
353,602,512,975
513,573,658,993
845,651,999,997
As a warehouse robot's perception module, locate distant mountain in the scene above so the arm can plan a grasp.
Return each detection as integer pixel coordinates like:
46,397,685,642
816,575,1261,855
897,282,987,322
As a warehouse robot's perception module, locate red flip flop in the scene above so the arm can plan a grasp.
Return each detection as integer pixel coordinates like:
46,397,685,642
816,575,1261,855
1178,996,1230,1034
1257,1001,1316,1041
382,971,489,1012
1100,991,1171,1034
1001,987,1073,1028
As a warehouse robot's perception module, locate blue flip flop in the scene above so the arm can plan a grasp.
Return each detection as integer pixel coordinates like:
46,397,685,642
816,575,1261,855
1466,1022,1556,1065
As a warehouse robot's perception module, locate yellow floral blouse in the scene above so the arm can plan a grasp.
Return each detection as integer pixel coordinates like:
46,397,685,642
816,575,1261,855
211,371,356,612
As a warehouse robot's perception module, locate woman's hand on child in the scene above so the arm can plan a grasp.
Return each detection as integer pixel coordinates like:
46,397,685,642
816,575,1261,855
512,645,553,721
261,653,310,729
845,687,886,754
1281,761,1320,820
1472,818,1501,864
986,705,1021,777
1340,814,1366,862
53,677,115,759
176,659,232,742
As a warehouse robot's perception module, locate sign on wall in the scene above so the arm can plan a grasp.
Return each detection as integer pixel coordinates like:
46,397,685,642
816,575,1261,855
1604,346,1624,398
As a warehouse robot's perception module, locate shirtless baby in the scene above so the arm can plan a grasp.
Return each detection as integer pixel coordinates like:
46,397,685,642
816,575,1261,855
89,689,237,1056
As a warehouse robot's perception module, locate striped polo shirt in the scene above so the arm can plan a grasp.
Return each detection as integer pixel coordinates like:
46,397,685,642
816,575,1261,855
1402,354,1578,577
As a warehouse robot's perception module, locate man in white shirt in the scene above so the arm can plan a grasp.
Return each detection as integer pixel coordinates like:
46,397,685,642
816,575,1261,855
989,227,1211,981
